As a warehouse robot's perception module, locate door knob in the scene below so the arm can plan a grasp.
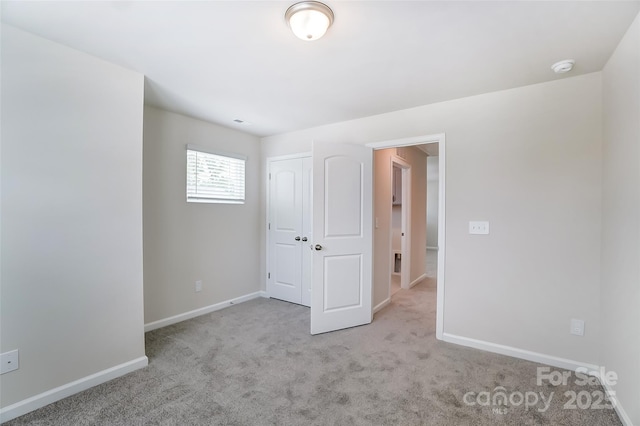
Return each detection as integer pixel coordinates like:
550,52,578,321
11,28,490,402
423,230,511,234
315,244,323,251
302,237,308,242
295,236,301,241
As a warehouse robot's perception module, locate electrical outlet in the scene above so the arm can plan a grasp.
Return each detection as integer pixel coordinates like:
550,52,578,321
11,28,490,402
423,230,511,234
570,319,585,336
195,280,202,292
1,350,19,374
469,221,489,235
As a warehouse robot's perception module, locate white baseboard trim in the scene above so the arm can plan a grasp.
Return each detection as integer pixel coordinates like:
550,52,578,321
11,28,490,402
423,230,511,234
426,246,439,251
373,298,391,314
0,356,148,423
145,291,267,332
442,333,633,424
409,273,428,288
601,379,632,426
442,333,599,372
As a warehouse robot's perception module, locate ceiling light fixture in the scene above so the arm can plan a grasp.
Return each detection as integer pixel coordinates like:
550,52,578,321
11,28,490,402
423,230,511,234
285,1,334,41
551,59,575,74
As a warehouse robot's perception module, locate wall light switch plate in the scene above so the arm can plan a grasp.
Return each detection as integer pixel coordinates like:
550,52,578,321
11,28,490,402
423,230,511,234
1,350,19,374
195,280,202,292
469,221,489,235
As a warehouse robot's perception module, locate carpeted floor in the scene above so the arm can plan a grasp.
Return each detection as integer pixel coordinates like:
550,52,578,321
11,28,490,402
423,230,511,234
5,273,621,425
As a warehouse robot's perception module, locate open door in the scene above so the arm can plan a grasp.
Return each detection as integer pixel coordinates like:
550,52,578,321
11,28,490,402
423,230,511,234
311,142,373,335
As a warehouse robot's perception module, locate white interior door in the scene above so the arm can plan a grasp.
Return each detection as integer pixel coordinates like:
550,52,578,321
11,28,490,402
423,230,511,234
311,142,373,334
269,158,303,304
300,157,313,307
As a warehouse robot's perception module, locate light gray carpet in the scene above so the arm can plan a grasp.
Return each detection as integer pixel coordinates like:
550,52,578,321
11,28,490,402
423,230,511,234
6,276,621,425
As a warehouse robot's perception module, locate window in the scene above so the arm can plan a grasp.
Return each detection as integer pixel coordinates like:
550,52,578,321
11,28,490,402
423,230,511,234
186,145,246,204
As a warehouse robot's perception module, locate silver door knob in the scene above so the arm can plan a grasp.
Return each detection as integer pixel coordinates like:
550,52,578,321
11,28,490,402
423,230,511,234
295,236,301,241
302,237,308,242
314,244,323,251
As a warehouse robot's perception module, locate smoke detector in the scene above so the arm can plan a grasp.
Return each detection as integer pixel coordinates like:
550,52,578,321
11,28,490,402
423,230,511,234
551,59,575,74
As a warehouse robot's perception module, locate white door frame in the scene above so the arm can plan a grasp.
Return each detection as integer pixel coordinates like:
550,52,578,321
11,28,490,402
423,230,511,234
390,156,411,291
367,134,446,340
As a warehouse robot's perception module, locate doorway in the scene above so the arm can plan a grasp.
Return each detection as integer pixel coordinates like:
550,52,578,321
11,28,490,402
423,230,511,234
265,134,445,338
266,144,374,335
390,158,411,296
368,134,446,340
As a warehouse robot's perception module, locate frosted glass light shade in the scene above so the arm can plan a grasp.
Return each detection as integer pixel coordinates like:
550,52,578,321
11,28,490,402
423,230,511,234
286,2,334,41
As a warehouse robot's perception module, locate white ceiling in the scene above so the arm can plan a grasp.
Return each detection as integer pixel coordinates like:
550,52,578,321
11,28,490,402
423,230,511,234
2,1,639,137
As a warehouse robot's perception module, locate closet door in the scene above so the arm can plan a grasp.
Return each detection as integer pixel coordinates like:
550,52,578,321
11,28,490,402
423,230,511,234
268,158,304,304
300,157,312,307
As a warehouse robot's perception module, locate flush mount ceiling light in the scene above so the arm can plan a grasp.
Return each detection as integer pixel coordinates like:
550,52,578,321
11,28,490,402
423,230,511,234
551,59,575,74
285,1,334,41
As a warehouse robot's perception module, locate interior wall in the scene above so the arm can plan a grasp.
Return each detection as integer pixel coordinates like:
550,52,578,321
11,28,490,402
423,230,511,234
261,72,603,365
371,147,427,308
391,205,401,253
601,11,640,425
373,149,393,307
143,106,262,324
406,148,427,284
1,26,146,408
426,156,439,249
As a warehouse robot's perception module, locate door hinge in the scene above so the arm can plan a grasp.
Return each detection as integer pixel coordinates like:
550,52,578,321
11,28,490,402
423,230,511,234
268,223,271,230
269,173,271,180
268,272,271,279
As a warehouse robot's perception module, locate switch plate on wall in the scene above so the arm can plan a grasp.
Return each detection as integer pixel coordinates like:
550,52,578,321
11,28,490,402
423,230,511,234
1,349,19,374
195,280,202,292
570,319,585,336
469,221,490,235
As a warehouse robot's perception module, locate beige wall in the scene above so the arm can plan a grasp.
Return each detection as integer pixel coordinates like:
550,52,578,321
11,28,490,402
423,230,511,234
1,26,146,409
601,12,640,425
426,156,439,249
261,72,603,365
143,106,262,324
373,150,393,307
373,147,427,307
407,148,427,284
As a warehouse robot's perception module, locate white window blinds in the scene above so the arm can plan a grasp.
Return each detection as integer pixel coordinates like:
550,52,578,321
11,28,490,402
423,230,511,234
186,146,246,204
